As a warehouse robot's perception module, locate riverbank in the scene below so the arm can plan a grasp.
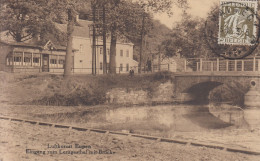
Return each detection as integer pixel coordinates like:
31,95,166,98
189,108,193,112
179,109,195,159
1,118,259,161
0,72,174,106
0,72,248,106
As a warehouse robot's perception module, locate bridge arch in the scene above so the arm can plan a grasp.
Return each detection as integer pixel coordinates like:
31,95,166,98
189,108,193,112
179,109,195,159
174,74,259,105
181,81,223,104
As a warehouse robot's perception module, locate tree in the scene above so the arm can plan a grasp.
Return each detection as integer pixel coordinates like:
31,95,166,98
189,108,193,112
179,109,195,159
49,0,90,78
103,0,188,74
89,0,151,74
1,0,92,78
160,12,214,59
0,0,59,42
87,0,188,74
136,0,188,72
140,19,171,69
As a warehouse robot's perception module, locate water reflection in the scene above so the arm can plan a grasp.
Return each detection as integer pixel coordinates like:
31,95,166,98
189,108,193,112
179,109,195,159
102,104,247,135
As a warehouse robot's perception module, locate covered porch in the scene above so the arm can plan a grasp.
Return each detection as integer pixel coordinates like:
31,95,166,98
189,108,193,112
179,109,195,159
1,41,69,73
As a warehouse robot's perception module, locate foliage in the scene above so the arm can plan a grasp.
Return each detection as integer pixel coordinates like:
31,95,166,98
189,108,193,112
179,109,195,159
91,0,154,74
0,0,59,42
29,73,173,106
138,0,188,14
0,0,189,75
209,81,249,106
89,0,188,74
133,19,171,64
160,12,207,58
0,0,82,43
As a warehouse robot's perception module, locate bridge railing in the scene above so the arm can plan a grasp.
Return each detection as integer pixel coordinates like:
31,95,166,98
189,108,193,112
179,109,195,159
182,57,260,73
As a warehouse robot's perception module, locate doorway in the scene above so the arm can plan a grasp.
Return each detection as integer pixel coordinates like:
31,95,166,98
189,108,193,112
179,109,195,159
42,54,49,72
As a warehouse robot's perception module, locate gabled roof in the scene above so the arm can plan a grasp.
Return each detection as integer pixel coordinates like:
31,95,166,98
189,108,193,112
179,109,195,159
0,32,67,51
55,19,134,45
55,20,92,38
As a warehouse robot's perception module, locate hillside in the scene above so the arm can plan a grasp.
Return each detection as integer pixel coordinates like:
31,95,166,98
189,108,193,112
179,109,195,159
133,19,171,61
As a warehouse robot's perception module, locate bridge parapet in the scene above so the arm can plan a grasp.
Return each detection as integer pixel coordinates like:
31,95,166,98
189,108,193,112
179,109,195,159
177,57,260,73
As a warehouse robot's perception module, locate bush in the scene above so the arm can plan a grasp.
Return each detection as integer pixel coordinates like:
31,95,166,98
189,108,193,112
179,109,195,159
153,71,173,81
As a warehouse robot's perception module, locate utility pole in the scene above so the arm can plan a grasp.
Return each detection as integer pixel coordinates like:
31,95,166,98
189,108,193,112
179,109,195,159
158,46,161,71
102,5,107,74
92,4,96,75
139,14,145,74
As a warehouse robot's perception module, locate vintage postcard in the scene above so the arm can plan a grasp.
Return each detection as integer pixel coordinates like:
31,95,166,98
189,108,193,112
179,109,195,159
0,0,260,161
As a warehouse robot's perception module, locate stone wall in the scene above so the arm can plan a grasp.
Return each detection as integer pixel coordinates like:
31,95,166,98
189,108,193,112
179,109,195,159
105,81,175,105
106,76,260,105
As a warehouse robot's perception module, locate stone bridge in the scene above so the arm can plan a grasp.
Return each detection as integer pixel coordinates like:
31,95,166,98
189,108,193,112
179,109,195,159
173,72,260,104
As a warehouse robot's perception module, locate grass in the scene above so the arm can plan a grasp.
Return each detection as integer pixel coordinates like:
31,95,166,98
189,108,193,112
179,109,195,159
1,71,174,106
0,71,250,107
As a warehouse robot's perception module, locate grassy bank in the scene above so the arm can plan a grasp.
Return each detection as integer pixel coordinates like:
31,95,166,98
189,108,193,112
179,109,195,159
0,71,249,106
0,71,173,106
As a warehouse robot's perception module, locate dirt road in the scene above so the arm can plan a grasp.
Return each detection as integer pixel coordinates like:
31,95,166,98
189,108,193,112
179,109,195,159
0,119,259,161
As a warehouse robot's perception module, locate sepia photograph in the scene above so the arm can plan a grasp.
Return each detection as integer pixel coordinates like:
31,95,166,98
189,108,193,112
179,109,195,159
0,0,260,160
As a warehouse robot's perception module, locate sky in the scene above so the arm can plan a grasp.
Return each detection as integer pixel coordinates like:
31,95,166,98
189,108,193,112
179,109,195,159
154,0,219,28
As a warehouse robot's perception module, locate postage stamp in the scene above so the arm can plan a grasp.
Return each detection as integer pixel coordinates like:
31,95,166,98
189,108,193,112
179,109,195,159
218,0,258,45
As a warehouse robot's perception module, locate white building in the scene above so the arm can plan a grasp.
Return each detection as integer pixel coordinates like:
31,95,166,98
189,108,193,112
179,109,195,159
0,18,138,74
56,18,138,74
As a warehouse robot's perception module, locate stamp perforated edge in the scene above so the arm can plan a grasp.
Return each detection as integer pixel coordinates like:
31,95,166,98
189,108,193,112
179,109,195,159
218,0,258,46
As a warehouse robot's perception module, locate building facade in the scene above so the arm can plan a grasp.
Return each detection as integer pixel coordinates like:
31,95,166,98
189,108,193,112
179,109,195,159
55,18,137,74
0,39,69,73
0,18,138,74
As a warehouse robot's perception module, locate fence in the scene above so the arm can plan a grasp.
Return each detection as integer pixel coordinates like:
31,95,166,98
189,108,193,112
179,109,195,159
7,57,260,74
181,57,260,73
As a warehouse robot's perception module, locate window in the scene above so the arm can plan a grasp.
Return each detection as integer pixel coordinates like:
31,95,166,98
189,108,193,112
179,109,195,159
120,64,123,71
100,47,103,55
14,56,22,62
120,50,123,57
24,57,31,63
50,59,57,64
100,62,103,70
59,59,65,64
33,58,39,63
126,50,129,57
59,59,65,68
80,44,83,53
24,52,32,65
12,52,23,65
58,55,65,68
32,54,40,65
126,64,129,72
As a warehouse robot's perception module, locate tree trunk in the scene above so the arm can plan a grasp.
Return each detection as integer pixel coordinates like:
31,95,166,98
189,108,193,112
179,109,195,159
109,25,117,74
103,5,107,74
64,9,75,78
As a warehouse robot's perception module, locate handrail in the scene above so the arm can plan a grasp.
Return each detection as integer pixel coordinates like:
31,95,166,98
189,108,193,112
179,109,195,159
182,57,260,73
